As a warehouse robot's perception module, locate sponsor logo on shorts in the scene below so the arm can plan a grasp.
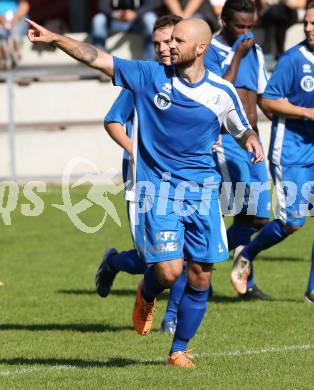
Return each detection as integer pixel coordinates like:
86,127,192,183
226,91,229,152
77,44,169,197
151,242,181,254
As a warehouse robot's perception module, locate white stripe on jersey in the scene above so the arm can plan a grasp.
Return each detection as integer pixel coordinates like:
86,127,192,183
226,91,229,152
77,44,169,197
125,108,139,202
173,71,249,138
300,46,314,64
256,45,268,94
211,37,234,69
211,37,231,52
271,117,286,165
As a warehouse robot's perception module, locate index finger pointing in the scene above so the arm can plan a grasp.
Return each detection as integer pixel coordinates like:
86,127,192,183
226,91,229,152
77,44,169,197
25,18,41,29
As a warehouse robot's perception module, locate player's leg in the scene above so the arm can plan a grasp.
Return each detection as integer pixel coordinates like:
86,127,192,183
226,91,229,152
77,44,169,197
232,157,271,299
215,134,255,250
232,163,308,294
96,201,146,297
139,11,157,60
168,196,228,367
91,12,109,50
168,261,213,368
132,196,185,336
160,264,187,335
305,244,314,303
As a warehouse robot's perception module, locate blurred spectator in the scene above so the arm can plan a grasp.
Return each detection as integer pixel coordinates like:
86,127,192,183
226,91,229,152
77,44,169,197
91,0,161,60
258,0,307,64
0,0,29,70
162,0,225,33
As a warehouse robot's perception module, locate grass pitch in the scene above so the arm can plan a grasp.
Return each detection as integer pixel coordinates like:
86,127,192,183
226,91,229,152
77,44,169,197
0,186,313,389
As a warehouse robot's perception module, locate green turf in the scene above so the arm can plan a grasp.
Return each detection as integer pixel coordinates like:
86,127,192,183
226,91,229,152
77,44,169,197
0,186,313,389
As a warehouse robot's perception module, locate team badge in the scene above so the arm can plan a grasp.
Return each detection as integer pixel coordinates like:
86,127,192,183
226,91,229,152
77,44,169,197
154,92,171,110
300,76,314,92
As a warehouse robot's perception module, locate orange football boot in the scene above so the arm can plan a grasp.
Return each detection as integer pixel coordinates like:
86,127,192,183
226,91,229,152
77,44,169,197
132,280,156,336
167,350,195,368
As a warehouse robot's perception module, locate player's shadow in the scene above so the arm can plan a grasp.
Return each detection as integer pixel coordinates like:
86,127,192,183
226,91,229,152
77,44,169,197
57,289,170,300
0,323,133,333
0,357,163,368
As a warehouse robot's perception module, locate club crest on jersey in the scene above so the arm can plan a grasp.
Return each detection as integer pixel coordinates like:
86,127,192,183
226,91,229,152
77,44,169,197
300,75,314,92
154,92,171,110
303,64,311,73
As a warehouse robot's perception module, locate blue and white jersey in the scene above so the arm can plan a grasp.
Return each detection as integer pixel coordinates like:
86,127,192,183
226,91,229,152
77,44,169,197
205,35,268,94
113,57,251,200
264,41,314,166
105,89,134,182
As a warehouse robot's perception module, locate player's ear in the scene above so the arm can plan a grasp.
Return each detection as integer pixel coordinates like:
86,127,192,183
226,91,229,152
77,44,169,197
197,42,207,56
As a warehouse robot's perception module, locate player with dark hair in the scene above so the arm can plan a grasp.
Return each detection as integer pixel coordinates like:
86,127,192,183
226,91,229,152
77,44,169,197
26,17,263,367
204,0,272,298
234,1,314,303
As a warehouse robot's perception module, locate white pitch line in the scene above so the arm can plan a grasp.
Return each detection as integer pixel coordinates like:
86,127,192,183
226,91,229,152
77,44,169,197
0,344,313,376
0,365,76,377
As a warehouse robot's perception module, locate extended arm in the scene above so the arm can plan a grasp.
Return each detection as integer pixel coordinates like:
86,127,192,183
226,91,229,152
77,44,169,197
26,19,114,77
259,97,314,120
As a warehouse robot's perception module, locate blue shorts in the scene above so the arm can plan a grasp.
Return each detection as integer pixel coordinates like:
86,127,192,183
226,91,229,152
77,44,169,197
132,193,229,264
214,134,271,218
270,162,314,227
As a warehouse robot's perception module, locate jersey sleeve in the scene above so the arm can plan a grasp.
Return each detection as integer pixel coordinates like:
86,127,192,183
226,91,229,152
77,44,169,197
105,89,134,124
204,47,223,76
255,45,269,94
223,84,252,138
262,53,294,100
113,57,158,93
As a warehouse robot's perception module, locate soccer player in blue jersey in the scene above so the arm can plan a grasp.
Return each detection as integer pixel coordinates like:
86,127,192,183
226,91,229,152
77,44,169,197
27,17,264,367
95,16,183,303
232,1,314,303
204,0,272,299
98,14,214,337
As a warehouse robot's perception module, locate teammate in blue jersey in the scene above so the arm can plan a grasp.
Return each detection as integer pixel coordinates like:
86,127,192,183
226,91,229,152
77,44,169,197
204,0,272,299
27,17,264,367
232,2,314,303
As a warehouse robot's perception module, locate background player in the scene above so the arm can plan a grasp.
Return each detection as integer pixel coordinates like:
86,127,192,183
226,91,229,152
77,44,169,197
204,0,272,299
27,17,264,367
233,1,314,302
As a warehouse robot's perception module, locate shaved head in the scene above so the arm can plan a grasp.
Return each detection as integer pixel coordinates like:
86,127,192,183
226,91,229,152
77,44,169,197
170,18,212,68
174,18,212,48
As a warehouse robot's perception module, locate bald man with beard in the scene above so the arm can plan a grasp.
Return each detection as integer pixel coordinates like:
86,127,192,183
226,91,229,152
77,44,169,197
27,17,264,367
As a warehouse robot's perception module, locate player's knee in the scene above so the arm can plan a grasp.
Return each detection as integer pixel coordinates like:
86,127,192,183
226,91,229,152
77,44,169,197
187,262,213,289
155,261,183,287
